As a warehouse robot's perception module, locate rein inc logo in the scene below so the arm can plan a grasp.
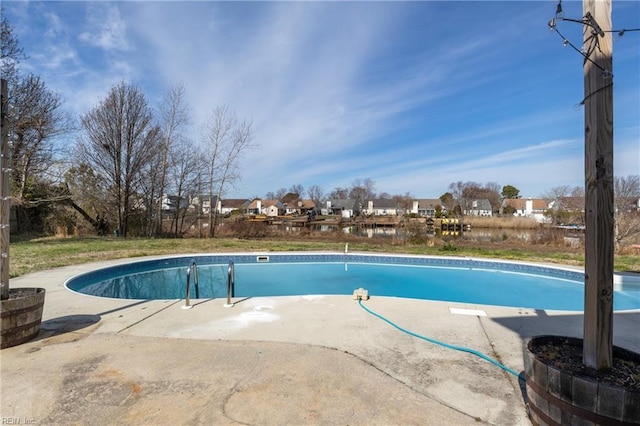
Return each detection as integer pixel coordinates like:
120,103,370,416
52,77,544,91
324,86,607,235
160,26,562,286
1,419,36,425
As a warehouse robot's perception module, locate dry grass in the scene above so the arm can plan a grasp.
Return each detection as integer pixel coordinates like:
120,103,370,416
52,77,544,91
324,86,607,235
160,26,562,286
9,228,640,277
463,216,540,229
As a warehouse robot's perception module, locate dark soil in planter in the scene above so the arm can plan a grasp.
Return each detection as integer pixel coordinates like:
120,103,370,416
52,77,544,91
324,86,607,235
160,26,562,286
6,288,41,299
529,337,640,390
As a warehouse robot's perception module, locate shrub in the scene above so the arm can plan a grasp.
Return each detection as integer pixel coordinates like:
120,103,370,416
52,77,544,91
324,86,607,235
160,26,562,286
405,221,432,245
229,221,270,239
440,242,459,252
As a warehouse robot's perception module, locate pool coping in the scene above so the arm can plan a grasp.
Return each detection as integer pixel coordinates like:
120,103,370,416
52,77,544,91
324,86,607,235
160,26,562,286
64,251,640,305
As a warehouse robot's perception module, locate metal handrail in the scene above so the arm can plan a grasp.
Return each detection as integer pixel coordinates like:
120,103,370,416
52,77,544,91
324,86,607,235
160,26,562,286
182,259,199,310
224,260,235,307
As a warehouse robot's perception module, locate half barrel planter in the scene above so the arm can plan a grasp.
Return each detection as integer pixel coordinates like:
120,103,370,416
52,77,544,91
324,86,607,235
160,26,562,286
523,335,640,425
1,288,46,349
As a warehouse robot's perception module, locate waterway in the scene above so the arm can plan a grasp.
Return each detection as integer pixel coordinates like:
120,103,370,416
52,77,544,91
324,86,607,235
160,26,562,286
270,223,571,244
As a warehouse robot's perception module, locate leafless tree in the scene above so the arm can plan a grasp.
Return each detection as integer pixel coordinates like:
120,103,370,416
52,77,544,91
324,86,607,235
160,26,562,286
614,175,640,211
2,15,78,233
137,150,162,236
64,163,111,235
289,184,304,197
448,181,478,216
1,9,25,87
392,192,414,212
328,187,349,200
482,181,502,212
541,185,584,224
165,140,203,237
78,81,161,237
446,181,501,215
307,184,324,209
4,73,74,232
349,178,376,207
541,185,572,202
614,175,640,248
570,186,585,198
265,188,288,200
9,74,72,201
275,188,288,199
154,84,190,235
201,105,254,237
447,181,464,215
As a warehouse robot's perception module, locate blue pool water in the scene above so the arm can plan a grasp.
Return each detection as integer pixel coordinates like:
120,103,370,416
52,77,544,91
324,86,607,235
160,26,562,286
65,253,640,311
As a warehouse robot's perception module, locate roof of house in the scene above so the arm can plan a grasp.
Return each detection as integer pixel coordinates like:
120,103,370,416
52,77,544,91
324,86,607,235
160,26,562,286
503,198,548,210
247,199,284,209
469,199,492,211
284,198,316,210
328,199,359,210
297,199,316,210
221,199,249,208
370,199,398,209
280,192,301,205
264,199,285,209
415,199,441,209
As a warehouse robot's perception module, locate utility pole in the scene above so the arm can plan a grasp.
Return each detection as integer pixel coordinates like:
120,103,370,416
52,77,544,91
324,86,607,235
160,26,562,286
582,0,614,370
1,79,10,300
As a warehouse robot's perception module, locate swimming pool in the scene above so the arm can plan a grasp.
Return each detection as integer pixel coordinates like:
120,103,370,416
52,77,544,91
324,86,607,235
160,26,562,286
65,253,640,311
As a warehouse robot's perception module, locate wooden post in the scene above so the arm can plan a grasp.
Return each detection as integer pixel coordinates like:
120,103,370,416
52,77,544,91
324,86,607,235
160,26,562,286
582,0,614,370
1,79,10,300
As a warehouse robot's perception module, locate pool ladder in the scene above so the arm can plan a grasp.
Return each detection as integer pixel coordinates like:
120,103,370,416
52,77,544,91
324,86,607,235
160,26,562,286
182,259,235,309
182,259,199,310
224,260,235,307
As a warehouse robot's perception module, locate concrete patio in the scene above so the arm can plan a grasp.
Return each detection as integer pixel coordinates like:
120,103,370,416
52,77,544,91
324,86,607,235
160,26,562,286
2,256,639,425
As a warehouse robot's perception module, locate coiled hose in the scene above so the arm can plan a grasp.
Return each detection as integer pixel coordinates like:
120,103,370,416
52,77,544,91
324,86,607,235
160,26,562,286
357,299,521,378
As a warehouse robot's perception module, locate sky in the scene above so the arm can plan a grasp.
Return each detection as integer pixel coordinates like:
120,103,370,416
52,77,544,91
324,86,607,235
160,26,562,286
3,0,639,200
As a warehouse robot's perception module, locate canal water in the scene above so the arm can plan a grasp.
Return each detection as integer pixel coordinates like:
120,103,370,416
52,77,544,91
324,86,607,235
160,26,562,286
270,223,557,243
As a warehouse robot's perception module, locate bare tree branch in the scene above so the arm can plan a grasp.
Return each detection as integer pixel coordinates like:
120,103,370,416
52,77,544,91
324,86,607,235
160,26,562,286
154,83,190,235
201,106,255,237
78,81,161,237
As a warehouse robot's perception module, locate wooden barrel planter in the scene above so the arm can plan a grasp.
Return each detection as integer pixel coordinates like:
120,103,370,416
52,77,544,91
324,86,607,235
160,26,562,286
524,335,640,425
1,288,46,349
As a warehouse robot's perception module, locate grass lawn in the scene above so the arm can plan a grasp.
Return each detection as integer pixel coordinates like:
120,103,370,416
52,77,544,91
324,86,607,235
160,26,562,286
9,234,640,278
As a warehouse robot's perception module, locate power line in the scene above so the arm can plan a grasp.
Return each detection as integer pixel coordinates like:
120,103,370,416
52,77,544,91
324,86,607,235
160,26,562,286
549,0,639,74
549,22,607,72
548,0,633,109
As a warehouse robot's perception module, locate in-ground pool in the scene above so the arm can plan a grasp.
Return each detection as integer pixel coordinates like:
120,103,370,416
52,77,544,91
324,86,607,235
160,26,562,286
64,253,640,311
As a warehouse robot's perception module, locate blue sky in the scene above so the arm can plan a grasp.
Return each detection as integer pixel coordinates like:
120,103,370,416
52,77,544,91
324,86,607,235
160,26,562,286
3,0,639,199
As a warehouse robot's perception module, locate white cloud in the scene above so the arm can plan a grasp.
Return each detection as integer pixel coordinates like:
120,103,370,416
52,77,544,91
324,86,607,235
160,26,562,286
78,4,129,51
5,1,637,200
34,44,78,71
43,11,64,39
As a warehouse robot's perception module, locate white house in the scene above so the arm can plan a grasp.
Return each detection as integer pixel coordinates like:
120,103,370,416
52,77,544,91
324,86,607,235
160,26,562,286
220,199,248,215
364,199,400,216
324,200,360,218
502,198,549,222
410,199,442,217
464,199,492,217
245,199,285,217
160,193,189,212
